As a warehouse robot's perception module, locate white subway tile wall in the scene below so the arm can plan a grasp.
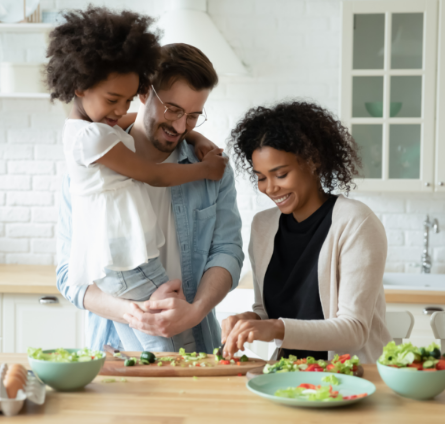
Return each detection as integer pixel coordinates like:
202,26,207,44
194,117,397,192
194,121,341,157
0,0,444,273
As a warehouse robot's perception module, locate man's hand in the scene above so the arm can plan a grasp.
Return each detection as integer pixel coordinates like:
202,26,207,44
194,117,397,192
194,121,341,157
123,297,200,338
223,319,285,358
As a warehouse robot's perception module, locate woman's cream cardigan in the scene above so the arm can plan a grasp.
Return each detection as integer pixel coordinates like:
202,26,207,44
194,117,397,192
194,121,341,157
249,195,392,363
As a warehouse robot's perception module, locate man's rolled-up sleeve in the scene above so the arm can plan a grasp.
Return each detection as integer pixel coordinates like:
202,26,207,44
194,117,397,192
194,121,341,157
203,163,244,290
56,175,88,309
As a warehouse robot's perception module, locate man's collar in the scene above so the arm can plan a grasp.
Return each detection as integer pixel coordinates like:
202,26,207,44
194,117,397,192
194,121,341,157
126,123,196,164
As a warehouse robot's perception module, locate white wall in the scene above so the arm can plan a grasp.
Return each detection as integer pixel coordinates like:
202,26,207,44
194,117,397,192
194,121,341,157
0,0,444,273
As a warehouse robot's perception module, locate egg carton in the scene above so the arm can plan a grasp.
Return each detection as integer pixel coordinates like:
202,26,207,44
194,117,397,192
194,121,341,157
0,363,46,417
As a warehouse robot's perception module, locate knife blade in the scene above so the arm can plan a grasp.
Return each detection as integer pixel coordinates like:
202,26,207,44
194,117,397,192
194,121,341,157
215,344,225,358
103,344,131,360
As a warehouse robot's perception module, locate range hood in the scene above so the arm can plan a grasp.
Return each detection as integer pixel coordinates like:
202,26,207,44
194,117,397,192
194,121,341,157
156,0,248,76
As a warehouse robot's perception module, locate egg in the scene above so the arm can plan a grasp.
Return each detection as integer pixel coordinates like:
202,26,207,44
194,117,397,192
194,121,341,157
3,364,27,399
7,364,27,380
5,368,27,386
3,374,25,399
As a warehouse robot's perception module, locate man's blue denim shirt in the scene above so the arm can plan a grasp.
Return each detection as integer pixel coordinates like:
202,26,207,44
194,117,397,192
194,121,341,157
56,140,244,353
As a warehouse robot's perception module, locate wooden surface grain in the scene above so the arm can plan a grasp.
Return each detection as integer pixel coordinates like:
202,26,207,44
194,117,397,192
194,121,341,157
2,353,445,423
0,265,58,294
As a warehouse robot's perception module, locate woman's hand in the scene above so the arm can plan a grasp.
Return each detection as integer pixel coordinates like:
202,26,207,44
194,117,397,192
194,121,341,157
223,318,285,358
221,312,261,345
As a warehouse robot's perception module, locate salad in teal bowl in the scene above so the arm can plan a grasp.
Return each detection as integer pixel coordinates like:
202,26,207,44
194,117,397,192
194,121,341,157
377,341,445,400
28,348,106,391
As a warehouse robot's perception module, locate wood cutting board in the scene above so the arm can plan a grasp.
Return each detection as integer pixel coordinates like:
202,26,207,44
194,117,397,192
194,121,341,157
99,351,266,377
245,363,365,380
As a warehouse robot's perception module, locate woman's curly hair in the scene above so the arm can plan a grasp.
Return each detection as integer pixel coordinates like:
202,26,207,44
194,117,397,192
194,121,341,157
46,6,161,103
228,101,362,194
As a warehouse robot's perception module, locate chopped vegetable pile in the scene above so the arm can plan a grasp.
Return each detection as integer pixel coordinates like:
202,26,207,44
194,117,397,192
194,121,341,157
274,383,367,402
263,354,360,375
28,347,104,362
378,341,445,371
122,347,248,368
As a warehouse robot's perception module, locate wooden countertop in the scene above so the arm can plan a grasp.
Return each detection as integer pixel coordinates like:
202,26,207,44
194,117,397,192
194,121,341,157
1,354,444,423
1,265,445,304
0,265,58,294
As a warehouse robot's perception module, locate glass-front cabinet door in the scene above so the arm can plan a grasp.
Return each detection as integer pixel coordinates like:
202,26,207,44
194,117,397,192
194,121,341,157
341,0,438,192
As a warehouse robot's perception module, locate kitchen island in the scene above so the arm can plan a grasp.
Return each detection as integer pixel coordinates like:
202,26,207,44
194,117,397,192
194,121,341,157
1,353,444,423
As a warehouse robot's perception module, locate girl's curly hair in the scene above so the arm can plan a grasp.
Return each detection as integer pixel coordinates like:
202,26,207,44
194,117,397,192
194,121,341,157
46,6,161,103
228,101,362,194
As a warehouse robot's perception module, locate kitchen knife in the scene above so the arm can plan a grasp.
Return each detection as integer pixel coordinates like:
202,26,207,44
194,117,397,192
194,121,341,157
103,344,131,360
215,344,225,357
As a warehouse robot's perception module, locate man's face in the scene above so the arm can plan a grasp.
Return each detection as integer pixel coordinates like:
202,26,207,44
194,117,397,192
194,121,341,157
141,78,210,153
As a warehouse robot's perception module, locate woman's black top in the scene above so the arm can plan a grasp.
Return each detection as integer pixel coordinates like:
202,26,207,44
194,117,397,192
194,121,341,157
264,195,338,360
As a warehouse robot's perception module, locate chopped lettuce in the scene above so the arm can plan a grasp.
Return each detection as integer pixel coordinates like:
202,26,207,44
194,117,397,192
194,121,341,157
275,385,343,402
322,375,340,385
28,347,104,362
378,341,441,368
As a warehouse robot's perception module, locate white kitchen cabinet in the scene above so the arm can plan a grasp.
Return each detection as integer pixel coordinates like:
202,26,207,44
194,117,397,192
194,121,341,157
2,293,86,353
341,0,444,192
386,303,441,347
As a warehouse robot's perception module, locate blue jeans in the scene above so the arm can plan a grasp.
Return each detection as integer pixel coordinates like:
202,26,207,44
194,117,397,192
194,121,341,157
95,258,184,352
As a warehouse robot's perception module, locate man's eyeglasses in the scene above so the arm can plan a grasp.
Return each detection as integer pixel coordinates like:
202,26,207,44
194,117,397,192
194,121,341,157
151,85,207,128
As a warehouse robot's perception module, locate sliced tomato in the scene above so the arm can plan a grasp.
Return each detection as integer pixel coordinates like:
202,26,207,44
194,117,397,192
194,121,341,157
408,363,423,370
326,364,336,371
343,393,366,400
338,354,351,363
298,383,317,390
305,364,324,372
436,360,445,371
219,360,230,365
343,395,357,400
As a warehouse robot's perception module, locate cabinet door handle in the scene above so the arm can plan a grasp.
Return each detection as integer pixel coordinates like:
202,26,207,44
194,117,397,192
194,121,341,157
39,296,59,304
423,306,444,315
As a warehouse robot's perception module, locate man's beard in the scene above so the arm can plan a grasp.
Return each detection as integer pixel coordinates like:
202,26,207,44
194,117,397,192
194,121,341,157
146,118,187,154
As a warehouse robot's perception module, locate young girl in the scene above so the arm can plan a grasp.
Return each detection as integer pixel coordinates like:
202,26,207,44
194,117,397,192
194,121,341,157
47,7,227,352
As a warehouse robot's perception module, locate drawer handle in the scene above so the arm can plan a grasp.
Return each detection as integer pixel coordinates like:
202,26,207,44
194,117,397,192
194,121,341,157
423,306,444,315
39,296,59,304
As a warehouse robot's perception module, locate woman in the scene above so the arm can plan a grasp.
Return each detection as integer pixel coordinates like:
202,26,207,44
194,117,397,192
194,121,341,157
222,101,391,363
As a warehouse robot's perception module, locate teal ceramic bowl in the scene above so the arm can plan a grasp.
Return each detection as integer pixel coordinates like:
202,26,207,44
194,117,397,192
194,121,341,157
28,349,106,391
377,361,445,400
247,372,375,408
365,101,402,117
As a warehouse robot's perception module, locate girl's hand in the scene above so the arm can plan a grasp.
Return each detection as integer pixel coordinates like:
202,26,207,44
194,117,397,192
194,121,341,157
192,133,219,161
223,319,285,358
202,148,228,180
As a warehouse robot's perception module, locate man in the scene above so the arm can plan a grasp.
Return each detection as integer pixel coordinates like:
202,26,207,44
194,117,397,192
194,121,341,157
56,43,244,353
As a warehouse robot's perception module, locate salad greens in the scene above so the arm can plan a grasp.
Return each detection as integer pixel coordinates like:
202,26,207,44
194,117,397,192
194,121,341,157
275,384,343,401
263,354,360,375
28,347,104,362
322,375,340,385
378,341,444,370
